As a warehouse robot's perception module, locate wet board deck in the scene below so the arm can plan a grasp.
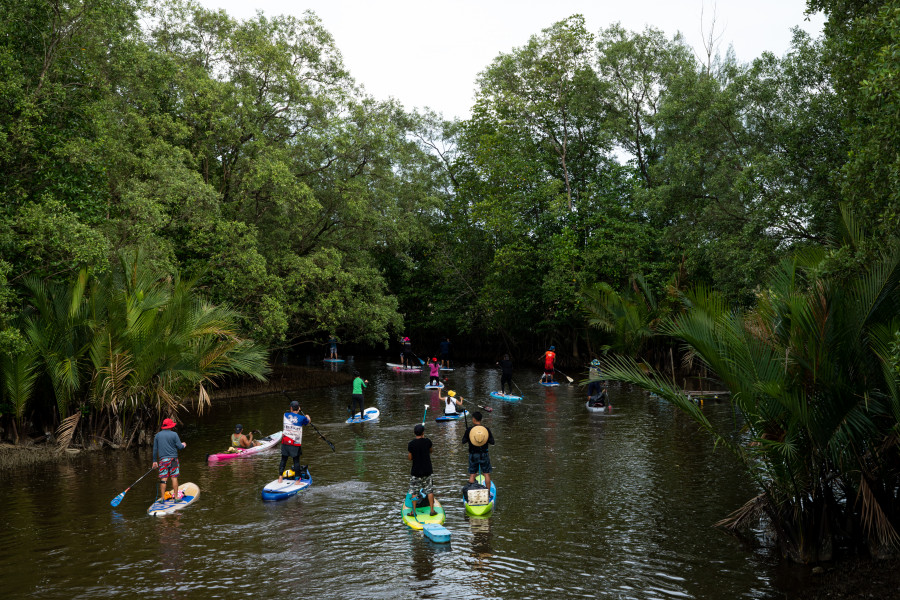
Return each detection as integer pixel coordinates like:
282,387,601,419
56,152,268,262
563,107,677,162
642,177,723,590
439,368,454,371
392,367,423,373
490,392,522,401
401,495,446,531
323,358,345,363
540,381,560,387
464,475,496,517
586,400,612,413
261,471,313,501
148,482,200,516
435,410,469,422
346,407,380,424
424,383,445,389
207,431,282,462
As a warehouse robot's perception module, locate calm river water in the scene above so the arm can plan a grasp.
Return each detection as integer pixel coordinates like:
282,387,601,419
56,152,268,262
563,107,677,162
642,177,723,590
0,359,781,599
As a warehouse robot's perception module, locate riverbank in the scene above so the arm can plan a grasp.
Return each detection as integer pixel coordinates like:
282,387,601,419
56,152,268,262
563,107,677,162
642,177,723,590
784,557,900,599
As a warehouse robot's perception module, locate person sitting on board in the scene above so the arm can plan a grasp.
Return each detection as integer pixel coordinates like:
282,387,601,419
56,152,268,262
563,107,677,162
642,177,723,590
462,412,495,492
152,418,187,502
440,390,464,415
407,423,438,517
497,354,514,395
539,345,557,383
328,334,338,359
350,371,368,419
278,400,311,484
401,336,413,368
439,337,451,368
428,357,441,386
231,424,260,449
587,380,606,407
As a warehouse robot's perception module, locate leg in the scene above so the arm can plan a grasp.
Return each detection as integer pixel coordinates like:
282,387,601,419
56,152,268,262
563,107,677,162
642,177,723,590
159,480,167,500
427,492,436,516
278,454,288,482
170,476,180,499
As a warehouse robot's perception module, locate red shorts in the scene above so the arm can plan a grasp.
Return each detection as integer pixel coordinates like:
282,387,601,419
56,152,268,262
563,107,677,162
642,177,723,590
158,457,180,480
544,366,555,375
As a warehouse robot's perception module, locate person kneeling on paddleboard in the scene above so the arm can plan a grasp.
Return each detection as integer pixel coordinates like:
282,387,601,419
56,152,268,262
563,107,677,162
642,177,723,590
231,424,260,449
462,412,495,492
440,390,464,415
407,424,438,517
278,400,310,484
152,418,187,502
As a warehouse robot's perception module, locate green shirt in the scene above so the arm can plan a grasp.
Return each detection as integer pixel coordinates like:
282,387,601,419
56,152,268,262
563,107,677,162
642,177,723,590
352,376,366,395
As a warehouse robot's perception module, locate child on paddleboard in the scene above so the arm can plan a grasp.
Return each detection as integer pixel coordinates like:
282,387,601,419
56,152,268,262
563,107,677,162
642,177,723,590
407,423,437,516
152,418,187,502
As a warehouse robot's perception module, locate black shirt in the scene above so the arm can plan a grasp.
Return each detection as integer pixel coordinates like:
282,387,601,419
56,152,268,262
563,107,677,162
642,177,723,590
408,437,433,477
499,359,513,376
461,426,495,454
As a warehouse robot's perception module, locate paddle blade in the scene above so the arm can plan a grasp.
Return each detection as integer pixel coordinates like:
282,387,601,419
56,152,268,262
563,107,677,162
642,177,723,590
110,491,126,507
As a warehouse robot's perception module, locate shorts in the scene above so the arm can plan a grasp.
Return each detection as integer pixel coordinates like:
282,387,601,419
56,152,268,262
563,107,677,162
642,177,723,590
408,474,434,496
544,366,555,375
440,352,449,360
468,452,492,474
282,444,302,458
158,457,180,480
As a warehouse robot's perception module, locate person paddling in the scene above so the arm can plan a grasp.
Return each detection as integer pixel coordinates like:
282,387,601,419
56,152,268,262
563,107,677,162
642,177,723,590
462,411,495,491
401,336,413,368
407,424,438,517
152,418,187,502
350,371,368,419
328,334,339,359
497,354,514,395
539,345,557,383
439,337,451,368
231,424,260,449
278,400,311,484
428,357,441,387
440,389,464,415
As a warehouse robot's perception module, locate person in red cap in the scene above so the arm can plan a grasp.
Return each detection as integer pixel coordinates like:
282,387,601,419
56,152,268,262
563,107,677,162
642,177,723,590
152,418,187,502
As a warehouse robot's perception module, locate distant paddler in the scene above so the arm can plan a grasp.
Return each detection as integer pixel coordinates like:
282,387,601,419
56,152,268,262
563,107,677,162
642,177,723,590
231,424,260,450
539,345,557,384
439,389,464,415
152,418,187,502
350,371,368,419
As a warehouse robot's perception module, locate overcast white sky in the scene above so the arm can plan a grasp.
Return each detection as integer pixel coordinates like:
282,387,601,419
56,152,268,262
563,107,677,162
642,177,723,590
196,0,824,120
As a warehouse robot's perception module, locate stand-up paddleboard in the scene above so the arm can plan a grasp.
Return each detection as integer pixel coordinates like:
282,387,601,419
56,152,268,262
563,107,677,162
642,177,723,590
346,407,380,424
435,410,469,422
323,358,345,363
261,469,312,502
392,366,423,373
148,482,200,516
490,392,522,401
586,400,612,413
540,381,560,387
402,494,450,543
424,383,444,389
439,368,454,372
207,431,281,462
463,474,496,517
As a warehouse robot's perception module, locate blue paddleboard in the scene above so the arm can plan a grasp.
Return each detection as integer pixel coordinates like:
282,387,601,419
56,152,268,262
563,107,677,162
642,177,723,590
435,410,469,422
261,470,312,501
540,381,560,387
490,392,522,401
323,358,345,363
346,407,380,424
424,383,445,389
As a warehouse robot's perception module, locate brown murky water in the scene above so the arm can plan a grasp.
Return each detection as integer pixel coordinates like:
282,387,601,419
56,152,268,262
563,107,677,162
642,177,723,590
0,359,778,599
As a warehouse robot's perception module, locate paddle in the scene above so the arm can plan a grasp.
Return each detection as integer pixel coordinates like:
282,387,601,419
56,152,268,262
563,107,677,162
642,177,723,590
421,404,428,424
280,391,336,452
513,380,525,397
554,368,575,384
410,351,426,366
110,467,154,507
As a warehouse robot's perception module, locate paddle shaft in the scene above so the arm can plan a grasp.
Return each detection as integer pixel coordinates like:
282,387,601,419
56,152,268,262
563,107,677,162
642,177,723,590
110,467,154,507
554,368,575,383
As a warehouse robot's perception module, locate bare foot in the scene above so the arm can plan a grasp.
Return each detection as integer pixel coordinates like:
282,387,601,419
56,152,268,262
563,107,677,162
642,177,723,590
430,511,438,516
277,476,283,483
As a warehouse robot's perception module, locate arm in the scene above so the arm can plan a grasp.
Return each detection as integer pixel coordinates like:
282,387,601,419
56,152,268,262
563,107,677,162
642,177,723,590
408,452,413,461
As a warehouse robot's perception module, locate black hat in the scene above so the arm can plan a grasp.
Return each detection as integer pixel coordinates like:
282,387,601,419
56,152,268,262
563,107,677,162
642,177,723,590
235,424,243,432
290,400,300,409
414,424,425,436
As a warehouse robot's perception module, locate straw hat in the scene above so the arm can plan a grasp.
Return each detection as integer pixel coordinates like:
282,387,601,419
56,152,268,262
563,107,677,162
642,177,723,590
469,425,489,446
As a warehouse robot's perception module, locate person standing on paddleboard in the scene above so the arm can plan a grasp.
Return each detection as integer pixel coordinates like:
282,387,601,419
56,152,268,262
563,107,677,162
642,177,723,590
428,358,441,386
152,418,187,502
278,400,310,484
350,371,368,419
439,337,451,368
328,334,338,359
407,423,438,516
462,412,495,491
231,424,260,449
539,346,557,383
401,336,413,368
497,354,514,395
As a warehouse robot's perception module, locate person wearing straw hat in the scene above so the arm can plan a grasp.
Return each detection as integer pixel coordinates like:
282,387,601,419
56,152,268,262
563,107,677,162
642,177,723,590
152,418,187,502
462,412,495,491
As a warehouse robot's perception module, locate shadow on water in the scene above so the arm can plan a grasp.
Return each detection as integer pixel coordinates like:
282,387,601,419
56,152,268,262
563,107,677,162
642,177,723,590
0,358,783,599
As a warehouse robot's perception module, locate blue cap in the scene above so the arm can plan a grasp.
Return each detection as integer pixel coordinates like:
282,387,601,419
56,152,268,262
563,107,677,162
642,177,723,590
235,424,242,432
550,345,555,350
